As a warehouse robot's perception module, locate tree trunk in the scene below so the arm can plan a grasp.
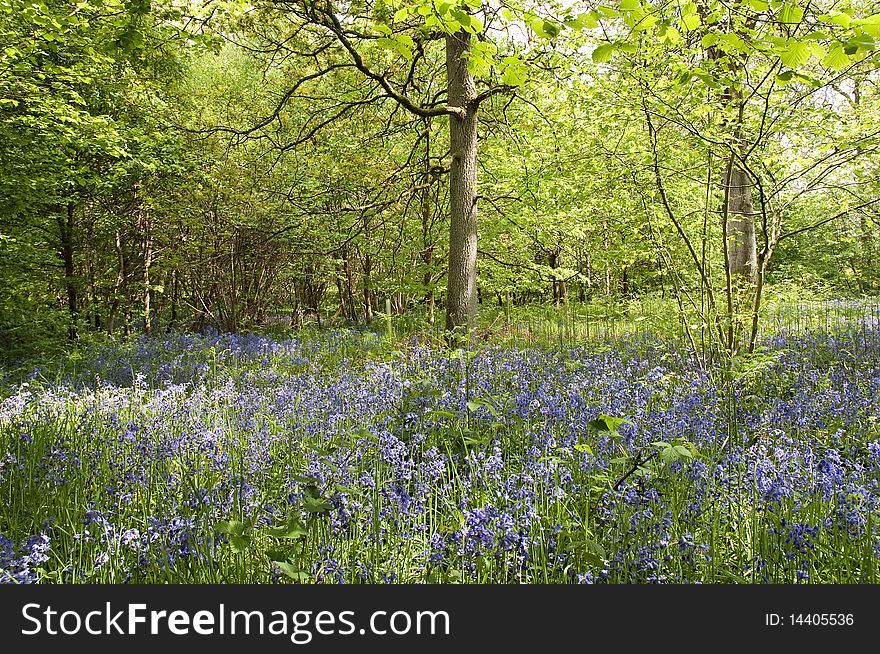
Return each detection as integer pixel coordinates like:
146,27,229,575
169,269,179,332
363,253,373,324
141,209,153,335
724,163,757,282
421,165,436,325
106,230,126,335
57,202,78,341
334,259,347,320
444,30,478,337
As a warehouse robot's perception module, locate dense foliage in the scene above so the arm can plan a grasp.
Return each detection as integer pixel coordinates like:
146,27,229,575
2,0,880,356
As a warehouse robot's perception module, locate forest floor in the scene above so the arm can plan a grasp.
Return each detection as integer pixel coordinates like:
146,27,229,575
1,309,879,583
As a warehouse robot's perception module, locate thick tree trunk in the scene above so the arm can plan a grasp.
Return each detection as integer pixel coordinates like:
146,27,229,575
444,31,478,337
724,164,757,282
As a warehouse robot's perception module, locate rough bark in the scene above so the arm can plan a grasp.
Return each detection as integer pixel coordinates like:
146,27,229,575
444,30,478,338
724,163,757,282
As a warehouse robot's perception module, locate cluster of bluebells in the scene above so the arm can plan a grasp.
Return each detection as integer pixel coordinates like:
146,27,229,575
1,322,880,583
0,531,50,584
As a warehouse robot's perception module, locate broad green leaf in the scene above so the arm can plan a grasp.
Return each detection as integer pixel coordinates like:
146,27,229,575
266,519,308,540
589,414,633,433
779,3,804,24
663,26,682,44
592,43,615,63
619,0,639,10
825,12,851,28
823,46,851,70
779,39,811,68
216,519,247,536
680,14,701,31
274,561,310,581
847,32,876,51
775,70,794,84
501,58,528,86
542,20,561,38
634,15,659,31
701,33,719,48
303,496,332,514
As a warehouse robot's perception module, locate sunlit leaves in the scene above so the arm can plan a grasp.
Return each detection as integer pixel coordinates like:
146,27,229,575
680,13,701,32
500,56,528,86
528,17,561,39
592,43,615,63
376,34,414,59
778,3,804,25
779,39,811,68
822,46,851,70
467,40,496,77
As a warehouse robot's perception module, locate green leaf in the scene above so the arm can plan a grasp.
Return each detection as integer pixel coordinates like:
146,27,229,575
775,70,794,84
274,561,310,581
847,32,876,52
619,0,639,10
501,58,528,86
673,445,694,459
822,46,851,70
229,534,251,553
592,43,615,63
574,443,594,455
542,20,561,38
749,0,769,10
303,496,332,514
779,39,811,68
216,519,247,536
376,37,397,51
266,547,296,562
680,14,701,31
585,538,607,561
565,13,597,30
663,26,682,44
779,3,804,24
827,12,851,28
266,519,308,540
590,414,633,433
